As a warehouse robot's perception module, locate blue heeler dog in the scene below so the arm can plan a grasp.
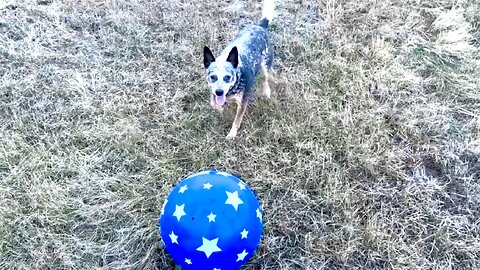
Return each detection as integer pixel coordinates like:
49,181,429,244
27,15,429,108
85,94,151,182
203,0,275,139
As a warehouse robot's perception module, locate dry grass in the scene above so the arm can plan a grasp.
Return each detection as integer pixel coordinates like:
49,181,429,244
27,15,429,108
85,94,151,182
1,0,479,269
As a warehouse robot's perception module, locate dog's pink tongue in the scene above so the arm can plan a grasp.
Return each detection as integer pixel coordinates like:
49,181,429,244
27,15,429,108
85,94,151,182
216,95,225,106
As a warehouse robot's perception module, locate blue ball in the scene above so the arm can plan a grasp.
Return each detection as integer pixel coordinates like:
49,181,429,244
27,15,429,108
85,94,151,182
159,170,263,270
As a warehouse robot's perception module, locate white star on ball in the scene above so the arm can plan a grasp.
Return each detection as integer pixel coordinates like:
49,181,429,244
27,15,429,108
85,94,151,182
216,171,231,177
236,249,248,262
256,208,262,221
225,191,244,211
240,229,248,239
203,182,213,189
172,204,186,222
196,237,222,258
169,231,178,244
207,212,216,222
238,182,246,190
185,258,192,264
161,199,168,215
178,185,188,194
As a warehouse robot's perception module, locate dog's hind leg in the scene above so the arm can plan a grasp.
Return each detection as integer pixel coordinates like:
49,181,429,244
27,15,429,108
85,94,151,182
261,65,272,98
261,46,274,98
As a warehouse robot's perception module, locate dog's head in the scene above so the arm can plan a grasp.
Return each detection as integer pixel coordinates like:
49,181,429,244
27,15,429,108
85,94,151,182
203,46,239,106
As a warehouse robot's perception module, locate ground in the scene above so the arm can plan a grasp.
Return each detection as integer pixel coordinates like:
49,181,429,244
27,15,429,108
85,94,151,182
0,0,479,269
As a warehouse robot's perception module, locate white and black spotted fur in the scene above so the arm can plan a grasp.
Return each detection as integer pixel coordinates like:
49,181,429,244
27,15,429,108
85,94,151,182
203,0,275,139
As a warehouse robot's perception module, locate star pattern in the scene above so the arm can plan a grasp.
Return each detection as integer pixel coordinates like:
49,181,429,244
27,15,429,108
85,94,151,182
179,185,188,194
240,229,248,239
256,208,262,221
172,204,186,222
236,249,248,262
203,182,213,189
161,199,168,215
207,212,216,222
216,171,231,177
160,170,263,269
196,237,222,258
238,182,246,190
169,231,178,244
225,191,244,211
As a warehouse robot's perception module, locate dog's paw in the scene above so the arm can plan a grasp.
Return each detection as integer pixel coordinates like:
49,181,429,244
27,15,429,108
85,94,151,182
226,129,238,140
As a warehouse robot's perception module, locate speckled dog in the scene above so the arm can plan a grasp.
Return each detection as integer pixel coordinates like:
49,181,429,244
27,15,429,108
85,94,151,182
203,0,275,139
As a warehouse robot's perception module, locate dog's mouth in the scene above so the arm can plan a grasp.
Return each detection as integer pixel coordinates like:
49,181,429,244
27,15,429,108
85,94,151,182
210,93,227,107
215,95,226,106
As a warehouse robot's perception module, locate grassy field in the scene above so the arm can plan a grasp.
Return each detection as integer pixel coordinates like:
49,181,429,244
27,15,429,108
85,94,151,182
1,0,479,269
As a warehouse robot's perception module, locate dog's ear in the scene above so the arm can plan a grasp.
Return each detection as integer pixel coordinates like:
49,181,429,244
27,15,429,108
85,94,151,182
226,46,239,68
203,46,215,69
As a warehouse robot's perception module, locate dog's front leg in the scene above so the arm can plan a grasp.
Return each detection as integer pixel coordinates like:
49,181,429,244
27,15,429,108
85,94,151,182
226,93,247,139
226,103,247,139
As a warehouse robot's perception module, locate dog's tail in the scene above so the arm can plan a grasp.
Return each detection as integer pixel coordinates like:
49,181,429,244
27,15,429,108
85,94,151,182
259,0,275,29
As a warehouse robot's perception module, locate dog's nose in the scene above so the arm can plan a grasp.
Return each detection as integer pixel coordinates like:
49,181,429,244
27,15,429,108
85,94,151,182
215,89,224,96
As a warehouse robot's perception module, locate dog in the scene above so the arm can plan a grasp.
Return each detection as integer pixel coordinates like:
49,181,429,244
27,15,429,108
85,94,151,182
203,0,276,139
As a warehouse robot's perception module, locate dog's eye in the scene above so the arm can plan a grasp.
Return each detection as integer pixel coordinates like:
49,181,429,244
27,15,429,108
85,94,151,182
223,75,232,83
209,75,218,82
